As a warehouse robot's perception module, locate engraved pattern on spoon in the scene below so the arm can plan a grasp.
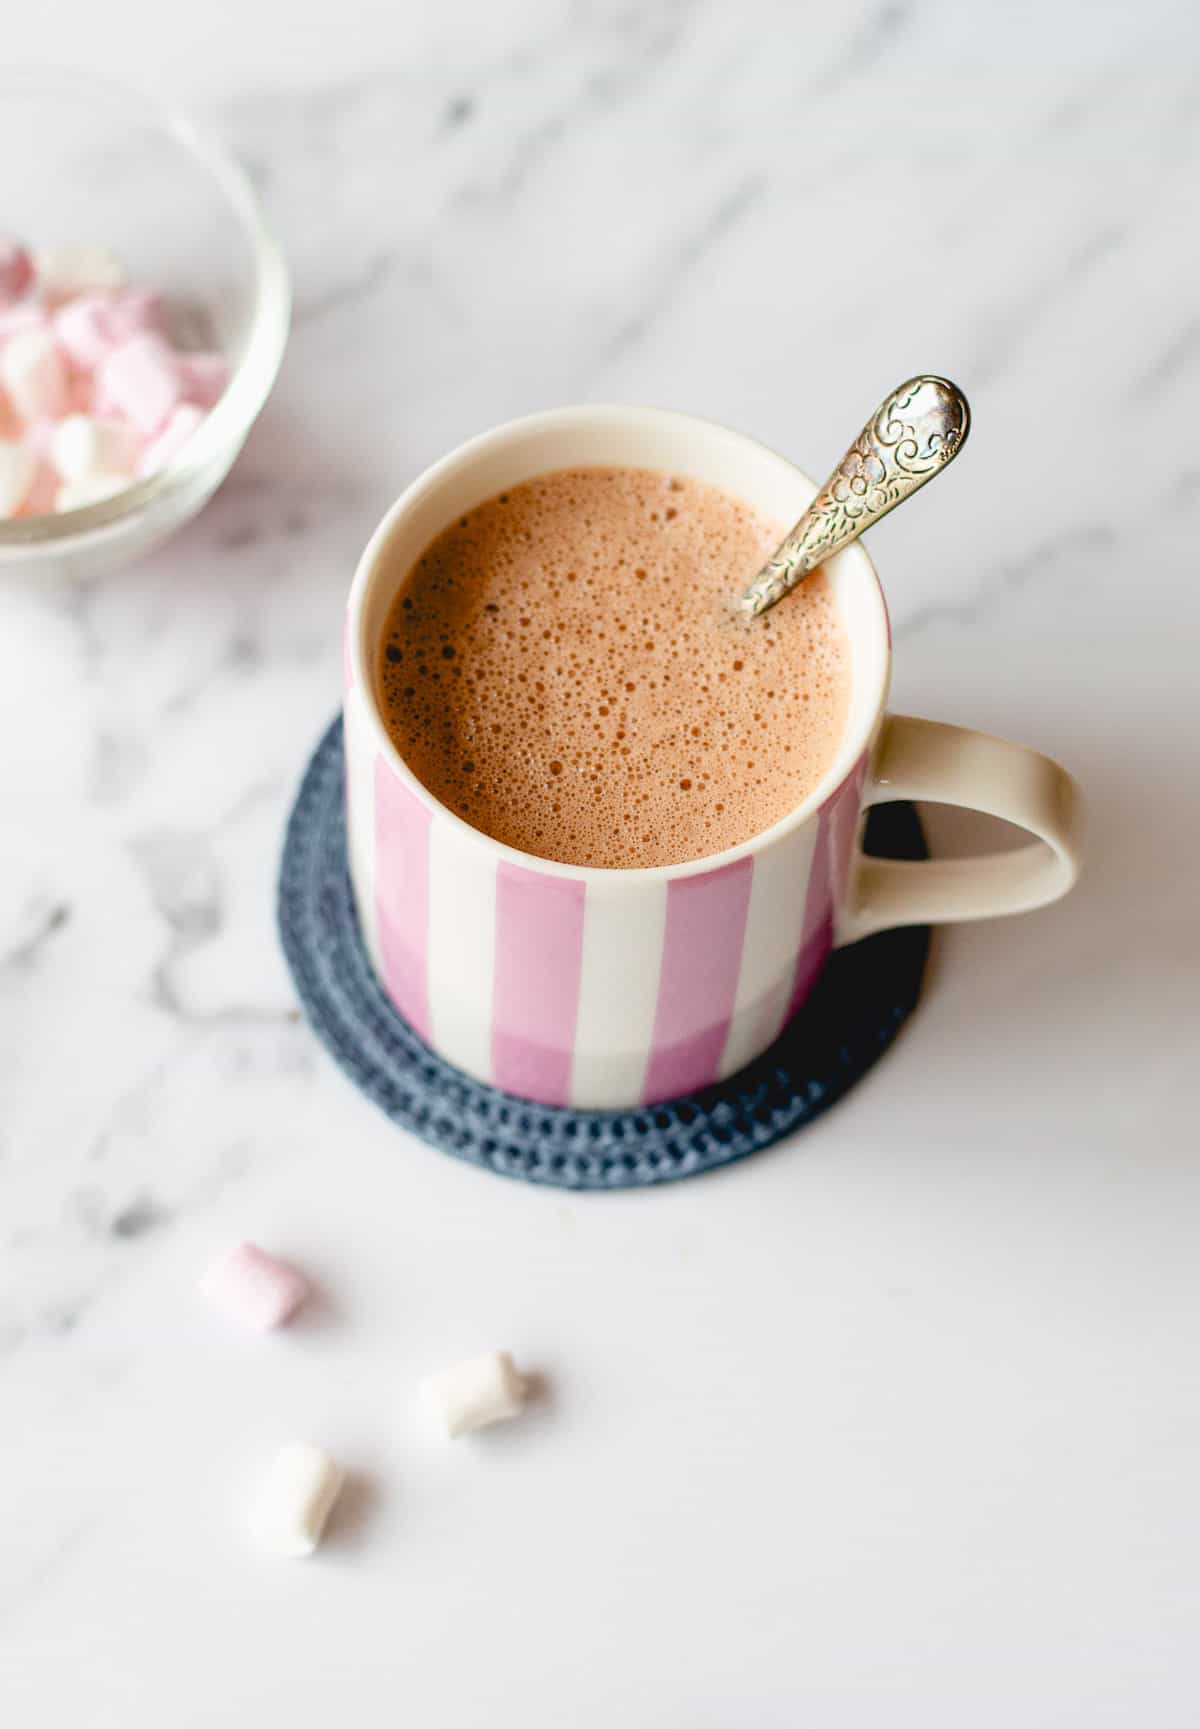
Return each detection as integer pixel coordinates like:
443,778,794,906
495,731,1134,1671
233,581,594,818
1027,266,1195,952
740,376,970,617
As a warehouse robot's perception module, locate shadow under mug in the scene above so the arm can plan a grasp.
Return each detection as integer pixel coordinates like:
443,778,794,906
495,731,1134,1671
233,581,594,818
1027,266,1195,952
344,406,1082,1111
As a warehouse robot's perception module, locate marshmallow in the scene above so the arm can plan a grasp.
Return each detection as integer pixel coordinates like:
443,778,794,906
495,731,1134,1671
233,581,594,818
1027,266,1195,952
0,439,35,517
200,1241,310,1332
21,461,59,516
422,1351,528,1438
137,402,205,477
54,471,129,512
0,304,46,346
250,1442,344,1558
66,372,96,416
21,418,57,460
56,291,166,369
36,245,125,305
53,296,115,370
177,350,230,410
0,241,227,519
98,332,181,433
1,327,68,421
104,289,165,343
0,237,34,307
51,414,140,481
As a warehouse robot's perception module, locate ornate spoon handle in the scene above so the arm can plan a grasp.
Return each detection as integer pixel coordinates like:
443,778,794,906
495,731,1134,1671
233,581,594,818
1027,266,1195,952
739,375,970,617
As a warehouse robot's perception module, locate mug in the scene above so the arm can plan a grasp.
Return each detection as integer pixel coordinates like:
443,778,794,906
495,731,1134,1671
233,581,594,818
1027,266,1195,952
344,406,1082,1111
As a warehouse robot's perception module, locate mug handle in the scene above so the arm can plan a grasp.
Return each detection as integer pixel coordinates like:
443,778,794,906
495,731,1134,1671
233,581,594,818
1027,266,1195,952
836,714,1083,945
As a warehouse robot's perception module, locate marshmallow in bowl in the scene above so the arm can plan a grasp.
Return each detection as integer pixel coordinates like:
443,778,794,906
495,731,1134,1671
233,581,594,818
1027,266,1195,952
0,236,34,307
54,471,131,513
98,333,182,434
54,289,165,370
0,439,35,517
0,238,227,515
1,326,68,421
177,350,230,410
35,244,125,305
51,414,140,482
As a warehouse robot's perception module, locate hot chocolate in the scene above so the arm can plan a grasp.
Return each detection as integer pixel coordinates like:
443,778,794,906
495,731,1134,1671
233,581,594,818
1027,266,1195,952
377,465,849,869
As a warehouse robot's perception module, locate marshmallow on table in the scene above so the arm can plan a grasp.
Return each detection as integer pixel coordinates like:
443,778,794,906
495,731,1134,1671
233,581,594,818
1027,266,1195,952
36,245,125,306
201,1240,310,1331
0,236,34,307
51,413,140,482
422,1351,528,1438
137,403,205,477
1,327,68,422
251,1442,344,1558
98,331,181,433
0,440,35,517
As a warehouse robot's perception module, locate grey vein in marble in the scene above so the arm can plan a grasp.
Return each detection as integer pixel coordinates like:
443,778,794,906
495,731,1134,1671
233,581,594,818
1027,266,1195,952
0,899,71,976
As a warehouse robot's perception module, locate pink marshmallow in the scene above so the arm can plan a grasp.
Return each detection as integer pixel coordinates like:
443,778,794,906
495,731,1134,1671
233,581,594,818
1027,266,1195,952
23,417,59,461
1,327,69,421
0,440,35,517
0,236,34,307
104,289,165,342
17,459,59,517
0,303,48,346
97,331,181,433
53,296,113,370
56,291,166,371
200,1242,310,1332
65,370,94,415
177,350,230,410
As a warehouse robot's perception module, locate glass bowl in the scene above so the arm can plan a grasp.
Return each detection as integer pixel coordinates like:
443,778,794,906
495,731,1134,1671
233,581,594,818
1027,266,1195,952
0,68,290,579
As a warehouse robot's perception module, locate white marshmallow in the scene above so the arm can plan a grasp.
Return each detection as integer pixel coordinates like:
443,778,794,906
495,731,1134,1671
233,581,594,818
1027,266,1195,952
36,245,125,305
1,327,68,421
50,414,140,482
422,1351,528,1438
54,471,130,513
250,1442,344,1558
0,439,35,517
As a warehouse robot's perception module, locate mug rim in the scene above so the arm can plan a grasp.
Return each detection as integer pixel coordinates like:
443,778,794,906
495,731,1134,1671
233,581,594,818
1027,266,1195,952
347,403,891,885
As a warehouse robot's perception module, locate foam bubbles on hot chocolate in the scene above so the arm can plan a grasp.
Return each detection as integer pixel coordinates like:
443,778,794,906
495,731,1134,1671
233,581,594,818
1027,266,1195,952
377,466,849,869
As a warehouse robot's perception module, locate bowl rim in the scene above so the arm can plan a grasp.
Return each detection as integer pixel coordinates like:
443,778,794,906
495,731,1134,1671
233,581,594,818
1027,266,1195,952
0,67,291,548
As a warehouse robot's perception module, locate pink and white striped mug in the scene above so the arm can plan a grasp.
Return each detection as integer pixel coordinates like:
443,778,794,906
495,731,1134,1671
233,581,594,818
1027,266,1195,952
344,406,1082,1110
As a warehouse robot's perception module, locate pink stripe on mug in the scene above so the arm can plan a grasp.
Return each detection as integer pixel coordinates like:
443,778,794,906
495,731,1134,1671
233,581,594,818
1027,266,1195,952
643,858,754,1103
374,755,432,1042
492,862,586,1105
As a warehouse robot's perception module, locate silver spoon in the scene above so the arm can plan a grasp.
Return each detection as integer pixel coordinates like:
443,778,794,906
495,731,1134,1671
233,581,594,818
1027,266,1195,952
739,375,970,617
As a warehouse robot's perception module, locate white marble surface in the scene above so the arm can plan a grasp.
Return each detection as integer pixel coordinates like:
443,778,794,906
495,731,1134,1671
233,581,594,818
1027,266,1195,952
3,1,1200,1722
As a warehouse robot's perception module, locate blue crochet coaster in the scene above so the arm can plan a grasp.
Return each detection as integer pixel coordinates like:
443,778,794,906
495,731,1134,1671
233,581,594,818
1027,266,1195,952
278,718,929,1190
